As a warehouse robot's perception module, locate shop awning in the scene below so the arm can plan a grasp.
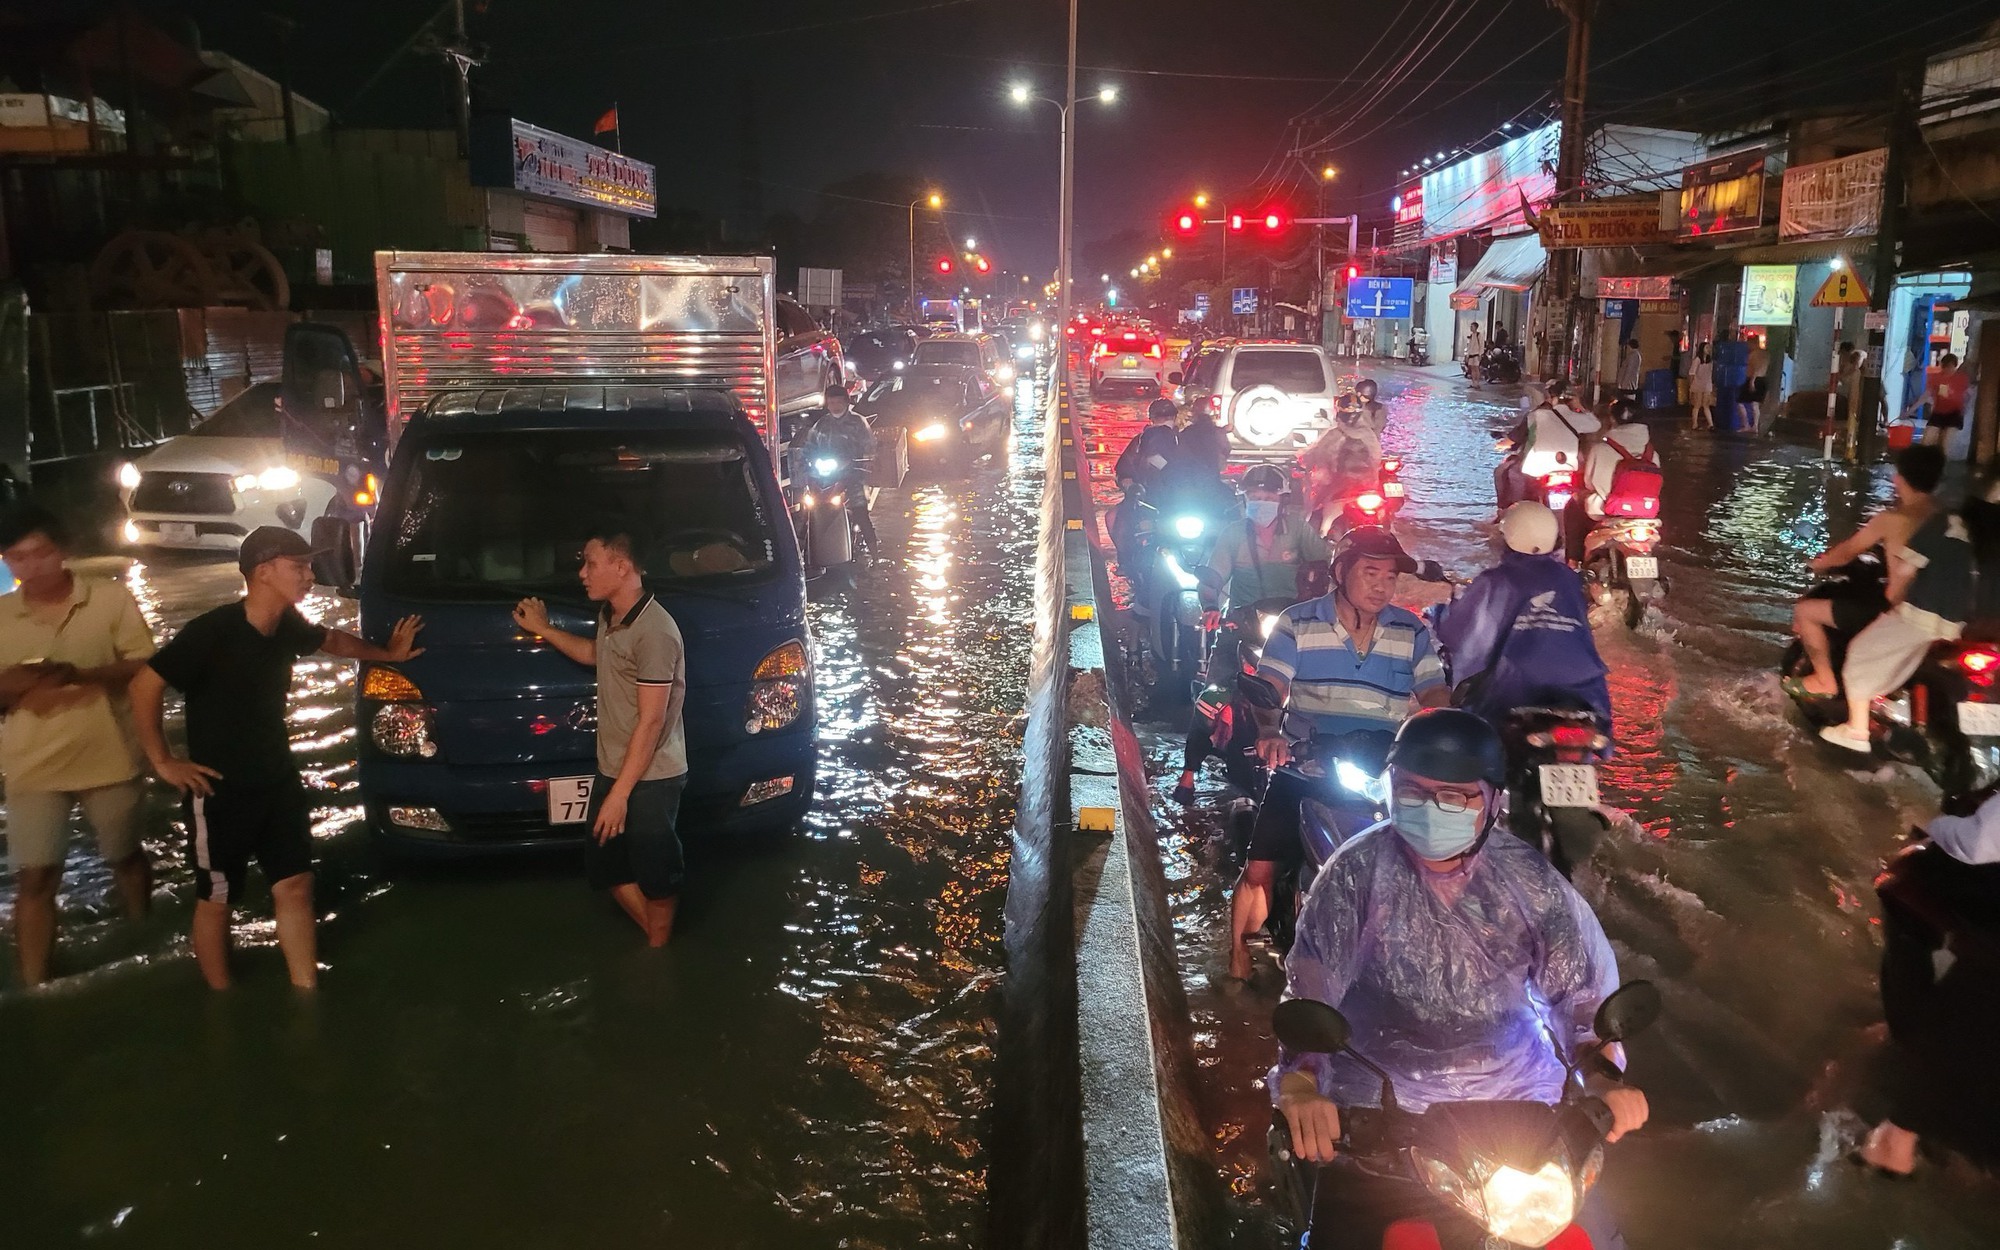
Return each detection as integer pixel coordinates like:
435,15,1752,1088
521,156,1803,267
1456,233,1547,293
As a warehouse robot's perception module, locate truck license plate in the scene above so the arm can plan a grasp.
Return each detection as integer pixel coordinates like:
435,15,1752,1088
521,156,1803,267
1960,702,2000,737
1539,764,1600,808
547,775,595,825
160,522,196,543
1624,555,1658,581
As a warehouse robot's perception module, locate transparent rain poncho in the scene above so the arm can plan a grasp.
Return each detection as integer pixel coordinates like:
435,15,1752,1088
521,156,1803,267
1272,823,1620,1111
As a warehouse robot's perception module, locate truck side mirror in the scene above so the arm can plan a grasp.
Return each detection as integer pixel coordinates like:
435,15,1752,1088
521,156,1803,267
310,515,359,593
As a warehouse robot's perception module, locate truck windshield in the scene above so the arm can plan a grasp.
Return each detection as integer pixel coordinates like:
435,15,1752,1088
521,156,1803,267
379,429,779,598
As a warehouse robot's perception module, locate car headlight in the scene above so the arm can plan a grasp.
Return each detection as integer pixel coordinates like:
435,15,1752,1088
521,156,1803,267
370,703,439,758
1162,552,1199,591
1173,515,1205,540
233,473,258,493
258,465,301,492
813,456,841,475
996,364,1015,382
913,422,948,443
117,461,142,490
1480,1162,1576,1247
1016,344,1034,358
892,360,905,371
747,641,810,733
1028,323,1045,341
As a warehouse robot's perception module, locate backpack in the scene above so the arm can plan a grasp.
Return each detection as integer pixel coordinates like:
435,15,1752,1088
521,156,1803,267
1603,437,1663,519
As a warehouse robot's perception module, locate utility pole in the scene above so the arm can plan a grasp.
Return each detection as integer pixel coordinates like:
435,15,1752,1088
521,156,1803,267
1855,57,1922,461
444,0,480,156
1058,0,1078,348
1548,0,1595,381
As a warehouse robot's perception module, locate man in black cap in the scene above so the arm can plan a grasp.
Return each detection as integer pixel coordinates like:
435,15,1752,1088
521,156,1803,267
129,527,425,989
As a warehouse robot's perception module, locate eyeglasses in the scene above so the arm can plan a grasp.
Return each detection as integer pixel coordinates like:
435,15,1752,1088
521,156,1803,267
1393,784,1480,814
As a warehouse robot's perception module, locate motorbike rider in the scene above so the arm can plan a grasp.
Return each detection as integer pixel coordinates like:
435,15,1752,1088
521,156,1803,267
1788,443,1942,700
1227,528,1449,984
1408,326,1429,365
1301,382,1386,527
1170,394,1232,484
1494,380,1601,514
1273,708,1649,1245
1110,399,1183,567
1174,465,1329,805
1435,502,1612,737
800,383,880,555
1581,400,1656,520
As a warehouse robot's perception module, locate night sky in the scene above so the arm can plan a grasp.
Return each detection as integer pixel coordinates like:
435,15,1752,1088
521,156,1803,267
47,1,2000,276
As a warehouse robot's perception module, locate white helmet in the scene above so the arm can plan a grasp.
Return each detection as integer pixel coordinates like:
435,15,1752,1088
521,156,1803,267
1499,501,1561,555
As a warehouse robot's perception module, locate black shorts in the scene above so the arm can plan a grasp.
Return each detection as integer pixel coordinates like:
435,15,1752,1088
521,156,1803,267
584,773,686,900
186,786,314,904
1831,592,1889,637
1931,408,1965,431
1246,767,1308,867
1748,378,1769,402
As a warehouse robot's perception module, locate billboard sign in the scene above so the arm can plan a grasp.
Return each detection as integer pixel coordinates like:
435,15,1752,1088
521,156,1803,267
1740,264,1798,326
1537,200,1673,248
1231,287,1258,315
1678,149,1766,237
471,115,658,218
1780,148,1886,242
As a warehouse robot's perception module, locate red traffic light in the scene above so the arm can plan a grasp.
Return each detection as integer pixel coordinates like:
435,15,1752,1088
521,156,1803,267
1172,210,1199,236
935,257,955,275
973,255,991,274
1345,265,1360,280
1259,209,1288,233
1227,211,1246,232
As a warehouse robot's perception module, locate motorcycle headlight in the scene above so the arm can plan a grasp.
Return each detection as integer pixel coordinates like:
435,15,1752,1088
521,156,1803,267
1162,552,1199,591
1258,612,1280,641
913,422,948,443
1480,1161,1576,1247
892,360,906,371
233,473,258,493
117,461,142,490
1173,515,1205,540
259,465,302,492
813,456,841,476
1334,759,1386,802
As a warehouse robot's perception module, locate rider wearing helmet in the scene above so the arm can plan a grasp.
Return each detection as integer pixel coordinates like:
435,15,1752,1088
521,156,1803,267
1227,527,1448,983
1109,399,1183,566
1495,380,1601,514
1273,708,1648,1242
1174,464,1329,805
1301,380,1387,527
1433,501,1612,736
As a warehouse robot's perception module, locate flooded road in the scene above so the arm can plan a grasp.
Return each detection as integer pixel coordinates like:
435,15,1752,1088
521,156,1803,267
1081,362,2000,1248
0,379,1048,1248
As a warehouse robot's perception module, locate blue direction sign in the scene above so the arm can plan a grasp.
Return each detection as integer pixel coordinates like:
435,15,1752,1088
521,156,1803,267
1231,287,1258,315
1344,276,1414,319
1194,292,1211,311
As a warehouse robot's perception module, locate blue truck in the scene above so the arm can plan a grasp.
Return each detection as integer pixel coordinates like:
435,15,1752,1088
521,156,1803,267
304,252,818,854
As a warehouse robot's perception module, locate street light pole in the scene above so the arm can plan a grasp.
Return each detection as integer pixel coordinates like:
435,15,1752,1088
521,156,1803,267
907,192,941,322
1059,0,1078,352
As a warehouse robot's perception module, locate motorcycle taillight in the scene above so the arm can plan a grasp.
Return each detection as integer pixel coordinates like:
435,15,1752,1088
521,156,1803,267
1545,471,1575,488
1959,648,2000,689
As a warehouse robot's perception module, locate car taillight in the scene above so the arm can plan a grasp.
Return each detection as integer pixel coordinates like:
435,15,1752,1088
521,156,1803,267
1203,395,1221,417
1148,344,1162,358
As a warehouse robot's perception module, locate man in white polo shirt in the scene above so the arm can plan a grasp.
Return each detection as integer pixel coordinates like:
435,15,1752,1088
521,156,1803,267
0,506,157,985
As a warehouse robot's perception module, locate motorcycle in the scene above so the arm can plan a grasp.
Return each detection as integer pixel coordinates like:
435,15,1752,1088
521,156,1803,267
1194,595,1299,798
1268,982,1661,1250
1131,484,1235,705
793,449,871,577
1408,339,1430,367
1580,517,1666,631
1778,553,1887,720
1499,706,1614,880
1872,638,2000,797
1481,343,1523,385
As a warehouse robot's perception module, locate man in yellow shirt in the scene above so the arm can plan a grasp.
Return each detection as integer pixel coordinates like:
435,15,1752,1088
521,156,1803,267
0,506,158,985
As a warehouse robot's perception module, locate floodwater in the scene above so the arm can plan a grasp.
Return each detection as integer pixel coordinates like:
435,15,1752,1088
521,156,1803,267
1083,364,2000,1248
0,377,1048,1248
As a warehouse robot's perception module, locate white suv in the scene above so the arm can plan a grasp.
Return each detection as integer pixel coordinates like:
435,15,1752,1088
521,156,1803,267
1173,341,1339,459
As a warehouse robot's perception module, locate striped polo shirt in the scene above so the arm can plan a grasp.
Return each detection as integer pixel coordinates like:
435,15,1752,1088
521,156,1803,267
1257,596,1446,736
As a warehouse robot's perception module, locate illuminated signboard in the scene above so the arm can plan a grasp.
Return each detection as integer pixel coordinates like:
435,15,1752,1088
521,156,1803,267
1421,123,1559,239
1394,184,1424,227
470,115,658,218
1740,264,1797,326
1679,149,1766,237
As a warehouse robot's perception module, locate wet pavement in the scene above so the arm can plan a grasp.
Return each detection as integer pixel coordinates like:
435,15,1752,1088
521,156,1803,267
1079,358,2000,1248
0,374,1049,1248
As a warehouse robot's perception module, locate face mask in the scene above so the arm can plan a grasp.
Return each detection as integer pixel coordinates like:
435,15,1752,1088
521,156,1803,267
1246,500,1280,526
1393,797,1483,861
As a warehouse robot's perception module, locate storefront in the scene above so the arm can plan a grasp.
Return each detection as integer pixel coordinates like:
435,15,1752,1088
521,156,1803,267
1451,231,1545,354
468,115,656,253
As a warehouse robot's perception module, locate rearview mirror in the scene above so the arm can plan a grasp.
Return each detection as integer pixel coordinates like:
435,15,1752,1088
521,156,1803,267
1273,998,1351,1055
1592,981,1662,1044
1417,560,1448,583
1167,371,1184,386
1238,672,1284,710
310,515,359,592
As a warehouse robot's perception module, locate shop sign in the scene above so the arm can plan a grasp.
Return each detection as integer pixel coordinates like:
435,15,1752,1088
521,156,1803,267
1596,275,1676,301
1394,183,1424,228
1538,201,1673,248
1429,240,1458,286
472,116,658,218
1780,148,1885,241
1449,290,1480,311
1603,297,1681,315
1739,264,1797,325
1678,149,1767,237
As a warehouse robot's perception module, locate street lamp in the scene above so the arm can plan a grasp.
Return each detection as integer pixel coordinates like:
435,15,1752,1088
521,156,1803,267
965,237,977,249
909,191,943,320
1010,70,1118,362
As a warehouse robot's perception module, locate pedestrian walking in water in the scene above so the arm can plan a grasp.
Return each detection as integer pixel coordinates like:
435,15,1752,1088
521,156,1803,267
1741,334,1771,431
1616,339,1643,408
130,527,425,989
0,506,157,986
1689,342,1716,429
513,524,688,947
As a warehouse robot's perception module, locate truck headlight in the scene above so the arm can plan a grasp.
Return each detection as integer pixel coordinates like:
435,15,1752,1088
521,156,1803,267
746,640,810,734
259,465,301,491
117,461,142,490
371,703,439,758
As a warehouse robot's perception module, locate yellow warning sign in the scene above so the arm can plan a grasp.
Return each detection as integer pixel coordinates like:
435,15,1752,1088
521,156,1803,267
1810,268,1871,308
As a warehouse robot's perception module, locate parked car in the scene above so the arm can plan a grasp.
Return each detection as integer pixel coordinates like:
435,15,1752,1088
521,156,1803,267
775,296,850,410
119,380,357,552
844,327,919,382
1172,340,1339,460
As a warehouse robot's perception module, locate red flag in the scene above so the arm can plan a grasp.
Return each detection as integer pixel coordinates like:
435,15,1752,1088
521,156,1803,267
592,106,618,136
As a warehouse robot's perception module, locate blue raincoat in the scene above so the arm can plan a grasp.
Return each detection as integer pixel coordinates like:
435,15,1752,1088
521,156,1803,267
1434,549,1613,734
1272,824,1620,1111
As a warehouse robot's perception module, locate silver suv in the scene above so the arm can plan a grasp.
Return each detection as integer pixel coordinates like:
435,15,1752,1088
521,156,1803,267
1173,340,1339,459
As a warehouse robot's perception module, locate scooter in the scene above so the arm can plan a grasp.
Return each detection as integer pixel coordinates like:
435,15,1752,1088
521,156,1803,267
1872,637,2000,797
1193,595,1299,800
794,449,868,575
1779,553,1887,722
1580,517,1667,631
1268,983,1660,1250
1408,339,1429,367
1131,484,1235,705
1481,343,1523,385
1499,706,1614,880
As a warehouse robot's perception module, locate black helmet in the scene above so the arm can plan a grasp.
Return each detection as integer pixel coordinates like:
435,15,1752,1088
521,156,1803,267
1241,464,1289,494
1388,708,1506,787
1147,398,1179,424
1332,525,1416,582
1355,378,1378,400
